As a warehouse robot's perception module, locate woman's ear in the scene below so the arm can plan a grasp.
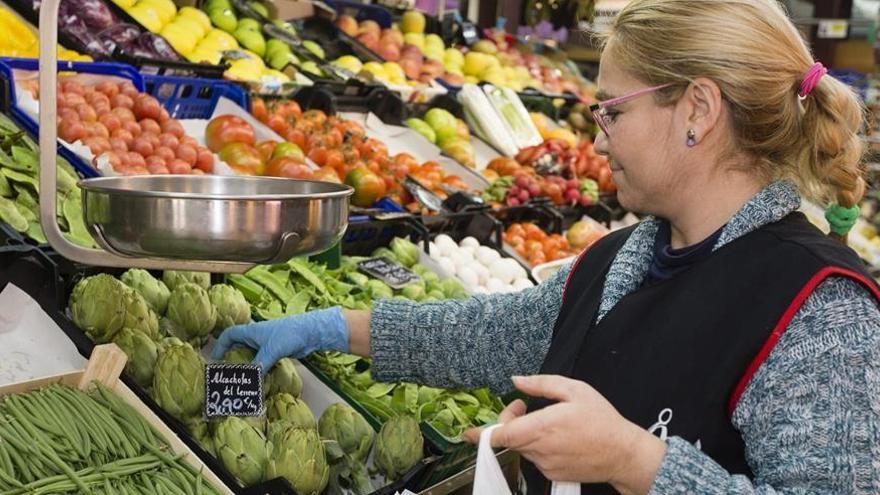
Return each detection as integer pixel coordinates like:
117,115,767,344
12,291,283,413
681,77,724,145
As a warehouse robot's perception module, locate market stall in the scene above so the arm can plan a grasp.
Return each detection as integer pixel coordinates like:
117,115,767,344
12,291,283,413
3,0,878,493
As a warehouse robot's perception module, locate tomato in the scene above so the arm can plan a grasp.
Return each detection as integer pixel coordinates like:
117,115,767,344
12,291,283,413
308,147,329,167
160,119,185,139
271,142,304,161
301,109,327,126
266,115,289,136
524,223,546,241
314,166,342,183
205,115,256,152
342,146,360,164
345,166,387,207
175,144,198,167
529,251,547,266
218,142,264,175
284,128,308,152
265,156,311,179
358,138,388,161
274,101,302,120
195,147,214,173
256,140,279,162
323,128,343,148
251,98,268,122
133,95,163,121
139,118,161,135
325,150,344,171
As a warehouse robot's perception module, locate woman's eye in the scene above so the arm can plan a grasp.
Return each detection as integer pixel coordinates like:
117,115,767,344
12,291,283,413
604,110,620,123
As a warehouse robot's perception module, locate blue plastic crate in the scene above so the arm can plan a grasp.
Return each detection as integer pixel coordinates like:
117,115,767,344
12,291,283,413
0,58,146,178
143,74,250,119
324,0,393,28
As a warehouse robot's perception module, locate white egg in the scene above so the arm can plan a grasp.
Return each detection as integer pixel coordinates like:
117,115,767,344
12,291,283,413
450,248,474,267
472,286,489,295
435,234,457,252
489,258,516,284
513,278,534,291
472,263,491,284
475,246,501,266
437,257,456,276
486,277,507,293
428,242,440,258
457,266,479,287
460,236,480,248
460,245,476,258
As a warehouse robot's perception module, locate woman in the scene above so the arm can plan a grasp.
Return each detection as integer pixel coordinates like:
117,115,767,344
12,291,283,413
214,0,880,492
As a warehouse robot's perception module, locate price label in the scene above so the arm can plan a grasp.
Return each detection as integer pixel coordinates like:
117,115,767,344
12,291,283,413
817,19,848,39
204,363,263,418
358,257,421,289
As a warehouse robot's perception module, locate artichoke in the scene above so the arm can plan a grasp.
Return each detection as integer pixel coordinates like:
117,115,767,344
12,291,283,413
152,343,205,420
214,416,270,486
267,427,329,495
69,274,128,343
209,284,251,336
223,346,256,364
266,393,316,430
374,415,423,481
163,270,211,291
112,327,158,389
166,283,217,343
121,268,171,315
264,358,303,398
157,336,186,353
121,286,160,340
186,416,215,456
318,403,375,462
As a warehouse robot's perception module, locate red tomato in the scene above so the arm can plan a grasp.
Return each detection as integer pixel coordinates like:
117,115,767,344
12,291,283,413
205,115,256,152
218,142,264,175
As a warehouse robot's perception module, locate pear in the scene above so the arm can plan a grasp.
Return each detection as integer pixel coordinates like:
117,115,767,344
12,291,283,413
209,8,238,33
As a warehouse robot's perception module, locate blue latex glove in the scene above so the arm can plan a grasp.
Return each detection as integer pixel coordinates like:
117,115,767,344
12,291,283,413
211,307,349,373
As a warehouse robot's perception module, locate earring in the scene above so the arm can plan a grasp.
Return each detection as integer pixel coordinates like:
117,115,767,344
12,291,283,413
686,129,696,147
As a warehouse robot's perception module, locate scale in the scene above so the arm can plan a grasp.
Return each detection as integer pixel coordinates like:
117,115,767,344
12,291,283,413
37,0,353,273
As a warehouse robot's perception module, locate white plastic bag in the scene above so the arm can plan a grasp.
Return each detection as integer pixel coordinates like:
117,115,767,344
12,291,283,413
473,424,580,495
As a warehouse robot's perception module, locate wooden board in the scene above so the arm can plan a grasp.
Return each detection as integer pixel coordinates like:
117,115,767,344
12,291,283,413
0,344,234,495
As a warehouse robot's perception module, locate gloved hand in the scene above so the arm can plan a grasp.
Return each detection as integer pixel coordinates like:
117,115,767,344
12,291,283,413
211,307,350,373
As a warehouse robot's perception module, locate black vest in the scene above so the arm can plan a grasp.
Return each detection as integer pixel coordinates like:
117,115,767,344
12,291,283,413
523,212,880,494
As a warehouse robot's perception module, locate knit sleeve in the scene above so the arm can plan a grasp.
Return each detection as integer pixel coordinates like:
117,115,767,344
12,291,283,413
649,277,880,493
369,263,571,395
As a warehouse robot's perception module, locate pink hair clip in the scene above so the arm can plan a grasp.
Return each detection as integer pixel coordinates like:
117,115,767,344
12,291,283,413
798,62,827,100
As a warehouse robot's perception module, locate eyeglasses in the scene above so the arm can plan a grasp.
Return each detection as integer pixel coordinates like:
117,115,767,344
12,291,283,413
590,83,674,137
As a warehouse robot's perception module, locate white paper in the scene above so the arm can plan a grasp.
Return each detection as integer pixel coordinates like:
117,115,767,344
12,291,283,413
0,284,86,385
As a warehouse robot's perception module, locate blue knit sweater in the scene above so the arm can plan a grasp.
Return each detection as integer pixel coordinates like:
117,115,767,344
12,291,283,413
369,181,880,493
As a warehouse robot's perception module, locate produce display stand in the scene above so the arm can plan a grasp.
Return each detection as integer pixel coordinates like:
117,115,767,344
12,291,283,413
0,343,235,494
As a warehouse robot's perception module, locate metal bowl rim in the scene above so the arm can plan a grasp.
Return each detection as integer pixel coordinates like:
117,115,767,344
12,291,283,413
78,175,354,201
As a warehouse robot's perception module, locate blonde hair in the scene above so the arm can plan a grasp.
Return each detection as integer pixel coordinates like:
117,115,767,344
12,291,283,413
602,0,866,239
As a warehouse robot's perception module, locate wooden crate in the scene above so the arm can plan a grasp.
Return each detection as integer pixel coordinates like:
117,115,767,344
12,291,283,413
0,344,234,494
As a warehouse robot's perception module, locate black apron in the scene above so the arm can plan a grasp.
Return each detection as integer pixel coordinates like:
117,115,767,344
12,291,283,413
522,212,880,494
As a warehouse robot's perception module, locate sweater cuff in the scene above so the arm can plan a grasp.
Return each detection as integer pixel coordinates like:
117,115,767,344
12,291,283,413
369,298,421,383
648,437,730,495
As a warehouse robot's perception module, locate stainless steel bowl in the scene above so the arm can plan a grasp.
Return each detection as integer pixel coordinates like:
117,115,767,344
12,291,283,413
79,175,353,264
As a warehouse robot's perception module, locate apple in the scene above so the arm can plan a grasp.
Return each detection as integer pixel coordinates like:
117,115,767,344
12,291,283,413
356,32,379,51
401,10,425,34
380,28,404,47
358,20,381,37
378,42,400,61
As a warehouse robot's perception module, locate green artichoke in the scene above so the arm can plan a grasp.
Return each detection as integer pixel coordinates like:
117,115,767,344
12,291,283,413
223,347,256,364
112,327,158,389
152,343,205,420
214,416,270,486
209,284,251,336
121,268,171,315
374,415,423,481
157,336,186,353
266,392,316,430
121,286,160,340
267,427,329,495
163,270,211,291
166,283,217,343
265,358,303,398
69,274,128,343
186,416,215,456
318,403,375,462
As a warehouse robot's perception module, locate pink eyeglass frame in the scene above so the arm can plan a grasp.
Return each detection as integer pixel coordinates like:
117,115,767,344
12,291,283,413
590,83,675,137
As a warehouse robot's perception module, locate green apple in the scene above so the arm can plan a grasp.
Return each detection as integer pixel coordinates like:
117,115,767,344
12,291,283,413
302,40,325,60
236,18,261,31
247,1,269,17
234,27,266,57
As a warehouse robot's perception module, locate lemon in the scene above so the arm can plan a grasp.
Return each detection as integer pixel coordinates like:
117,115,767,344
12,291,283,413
160,23,198,55
204,29,239,50
177,7,211,32
140,0,176,24
168,17,207,39
128,4,163,33
186,48,221,65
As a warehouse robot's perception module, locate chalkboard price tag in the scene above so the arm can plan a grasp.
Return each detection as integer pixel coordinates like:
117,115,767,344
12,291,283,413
357,256,420,289
204,363,264,418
